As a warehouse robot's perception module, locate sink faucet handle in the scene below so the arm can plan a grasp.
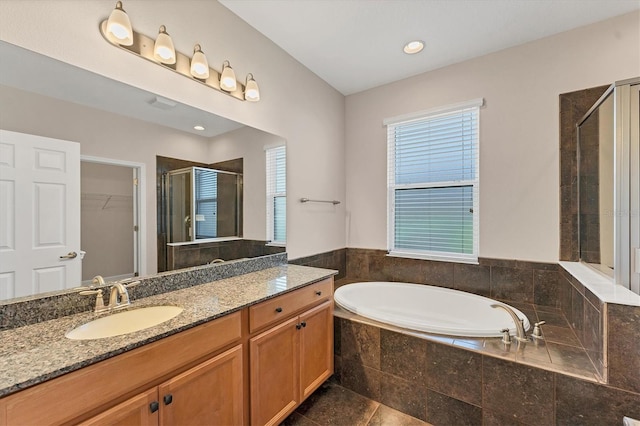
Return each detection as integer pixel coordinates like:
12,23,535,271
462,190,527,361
532,321,546,339
79,289,105,312
124,280,140,288
500,328,512,345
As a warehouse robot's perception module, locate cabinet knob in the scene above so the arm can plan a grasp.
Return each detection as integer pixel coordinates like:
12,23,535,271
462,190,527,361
296,324,302,330
315,291,322,296
163,394,173,405
301,321,307,328
275,307,283,313
149,401,159,413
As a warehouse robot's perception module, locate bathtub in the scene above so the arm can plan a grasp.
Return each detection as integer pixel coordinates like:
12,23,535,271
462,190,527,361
334,282,531,338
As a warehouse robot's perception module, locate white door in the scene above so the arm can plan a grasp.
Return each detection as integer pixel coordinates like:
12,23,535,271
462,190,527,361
0,130,81,300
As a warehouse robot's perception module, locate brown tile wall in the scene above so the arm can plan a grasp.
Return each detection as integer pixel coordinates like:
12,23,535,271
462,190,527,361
558,267,605,380
346,248,559,307
559,85,610,261
607,303,640,394
335,317,640,425
289,249,347,280
167,239,285,270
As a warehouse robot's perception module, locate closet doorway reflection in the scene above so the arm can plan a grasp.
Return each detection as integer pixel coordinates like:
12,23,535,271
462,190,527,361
80,157,143,284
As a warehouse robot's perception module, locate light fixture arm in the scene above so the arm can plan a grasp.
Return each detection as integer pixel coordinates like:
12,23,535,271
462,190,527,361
99,20,247,101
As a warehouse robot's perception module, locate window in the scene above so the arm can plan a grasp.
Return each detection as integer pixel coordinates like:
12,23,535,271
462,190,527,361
266,145,286,245
194,167,217,239
385,99,482,263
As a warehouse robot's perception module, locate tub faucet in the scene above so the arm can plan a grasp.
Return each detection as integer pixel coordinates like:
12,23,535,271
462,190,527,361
491,304,528,343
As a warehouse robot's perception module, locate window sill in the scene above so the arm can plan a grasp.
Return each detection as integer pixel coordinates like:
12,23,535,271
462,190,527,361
266,242,286,248
387,250,478,265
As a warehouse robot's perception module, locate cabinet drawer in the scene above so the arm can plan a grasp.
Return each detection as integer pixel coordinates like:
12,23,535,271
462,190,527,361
249,278,332,333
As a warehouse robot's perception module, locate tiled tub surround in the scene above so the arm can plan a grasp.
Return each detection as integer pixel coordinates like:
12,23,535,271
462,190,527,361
558,262,640,394
334,308,640,425
166,238,285,270
0,252,287,330
0,263,336,397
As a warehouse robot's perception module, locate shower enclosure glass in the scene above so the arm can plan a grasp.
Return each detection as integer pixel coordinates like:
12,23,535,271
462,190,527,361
166,167,242,243
577,77,640,294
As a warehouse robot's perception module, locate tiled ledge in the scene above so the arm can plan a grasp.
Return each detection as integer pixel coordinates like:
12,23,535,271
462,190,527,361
559,261,640,307
334,305,601,384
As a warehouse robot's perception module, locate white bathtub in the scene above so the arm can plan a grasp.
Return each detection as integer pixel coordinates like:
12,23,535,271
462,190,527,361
334,282,531,338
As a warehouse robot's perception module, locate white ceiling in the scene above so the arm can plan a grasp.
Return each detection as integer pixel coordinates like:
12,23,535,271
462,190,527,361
220,0,640,95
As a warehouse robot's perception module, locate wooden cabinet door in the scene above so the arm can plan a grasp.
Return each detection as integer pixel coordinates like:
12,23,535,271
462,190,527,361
79,388,159,426
299,301,333,399
250,316,300,426
158,345,243,426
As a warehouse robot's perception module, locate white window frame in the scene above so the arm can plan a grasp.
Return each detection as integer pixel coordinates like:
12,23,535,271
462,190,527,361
384,98,483,264
266,144,286,246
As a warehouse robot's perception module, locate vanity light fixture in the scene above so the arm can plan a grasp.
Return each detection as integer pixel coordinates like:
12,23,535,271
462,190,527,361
99,2,259,101
220,61,237,92
153,25,176,64
190,44,209,79
105,1,133,46
244,73,260,102
403,40,424,55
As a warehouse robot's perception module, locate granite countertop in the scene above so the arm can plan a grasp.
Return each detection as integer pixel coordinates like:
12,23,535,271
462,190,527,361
0,264,336,398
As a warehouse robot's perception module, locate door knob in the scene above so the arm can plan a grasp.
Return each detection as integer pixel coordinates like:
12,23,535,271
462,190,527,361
59,251,78,259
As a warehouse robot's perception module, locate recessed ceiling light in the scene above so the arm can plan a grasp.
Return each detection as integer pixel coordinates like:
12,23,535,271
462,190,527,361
193,125,205,131
403,40,424,55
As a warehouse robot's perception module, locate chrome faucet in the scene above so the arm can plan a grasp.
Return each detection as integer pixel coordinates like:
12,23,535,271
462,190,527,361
491,304,529,343
80,278,139,313
108,282,130,308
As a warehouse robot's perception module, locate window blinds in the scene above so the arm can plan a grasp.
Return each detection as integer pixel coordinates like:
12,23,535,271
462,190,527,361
386,100,480,262
194,168,217,238
266,145,286,244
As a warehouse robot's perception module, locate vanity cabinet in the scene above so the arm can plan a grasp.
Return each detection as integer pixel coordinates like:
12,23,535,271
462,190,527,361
249,278,334,426
0,312,242,425
0,276,334,426
81,345,243,426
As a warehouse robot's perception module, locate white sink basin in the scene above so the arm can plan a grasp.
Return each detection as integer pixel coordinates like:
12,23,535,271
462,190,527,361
65,306,183,340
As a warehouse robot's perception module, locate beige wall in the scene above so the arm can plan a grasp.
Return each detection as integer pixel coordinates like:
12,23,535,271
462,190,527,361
0,0,346,261
345,11,640,263
209,127,285,241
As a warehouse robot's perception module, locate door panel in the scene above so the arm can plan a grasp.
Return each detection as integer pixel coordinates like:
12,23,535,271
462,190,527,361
250,316,300,426
0,130,81,299
159,345,243,426
299,301,333,399
80,387,159,426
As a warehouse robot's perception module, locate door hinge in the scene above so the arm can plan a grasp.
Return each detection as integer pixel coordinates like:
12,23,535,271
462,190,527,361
133,178,139,186
134,225,139,232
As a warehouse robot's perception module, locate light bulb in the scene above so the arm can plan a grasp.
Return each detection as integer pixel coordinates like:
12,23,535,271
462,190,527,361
153,25,176,64
190,44,210,79
106,1,133,46
220,61,237,92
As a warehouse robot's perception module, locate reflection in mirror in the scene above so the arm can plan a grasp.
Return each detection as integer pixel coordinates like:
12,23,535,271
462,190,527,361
165,167,242,242
577,88,614,276
0,41,286,301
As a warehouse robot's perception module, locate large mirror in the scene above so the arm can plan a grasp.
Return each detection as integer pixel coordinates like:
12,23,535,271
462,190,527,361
0,41,286,301
577,88,614,276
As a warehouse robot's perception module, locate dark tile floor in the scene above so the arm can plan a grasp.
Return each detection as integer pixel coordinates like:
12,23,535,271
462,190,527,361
281,381,432,426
